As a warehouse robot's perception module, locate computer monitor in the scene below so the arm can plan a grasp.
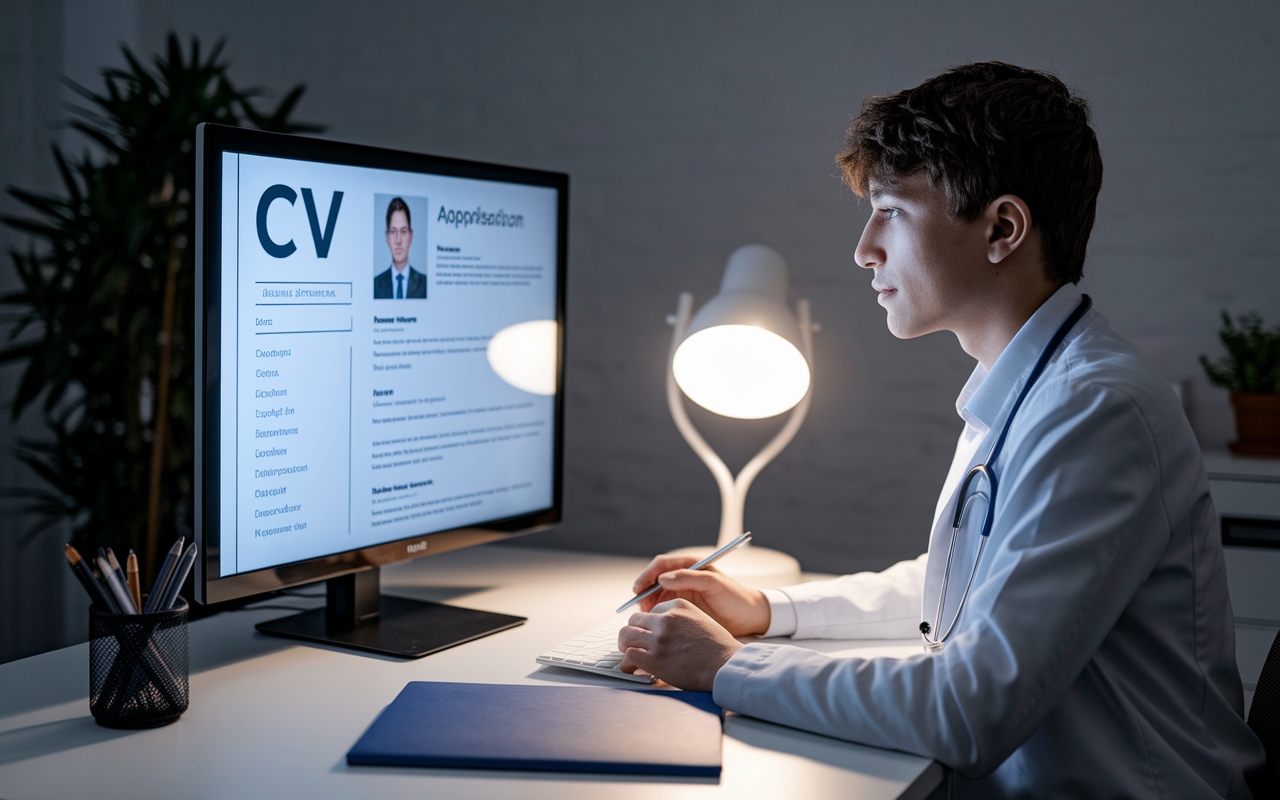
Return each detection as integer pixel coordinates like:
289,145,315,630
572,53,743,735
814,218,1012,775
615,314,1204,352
194,124,566,657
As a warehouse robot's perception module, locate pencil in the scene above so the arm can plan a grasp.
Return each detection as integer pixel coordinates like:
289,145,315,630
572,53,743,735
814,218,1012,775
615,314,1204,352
157,544,197,611
106,548,128,591
65,544,113,611
126,551,141,612
144,538,184,613
98,556,138,614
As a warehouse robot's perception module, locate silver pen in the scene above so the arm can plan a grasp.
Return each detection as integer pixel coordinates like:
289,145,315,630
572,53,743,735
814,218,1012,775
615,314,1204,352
616,532,753,614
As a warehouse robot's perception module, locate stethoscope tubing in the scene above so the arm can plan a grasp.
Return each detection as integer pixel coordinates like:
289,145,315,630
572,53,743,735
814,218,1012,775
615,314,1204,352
921,295,1093,651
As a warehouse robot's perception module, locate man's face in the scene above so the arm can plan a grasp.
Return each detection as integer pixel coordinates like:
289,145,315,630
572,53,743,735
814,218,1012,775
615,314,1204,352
386,210,412,268
856,173,993,340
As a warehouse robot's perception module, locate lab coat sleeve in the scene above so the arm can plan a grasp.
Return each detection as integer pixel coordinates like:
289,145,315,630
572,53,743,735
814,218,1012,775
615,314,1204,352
714,383,1170,777
762,553,929,639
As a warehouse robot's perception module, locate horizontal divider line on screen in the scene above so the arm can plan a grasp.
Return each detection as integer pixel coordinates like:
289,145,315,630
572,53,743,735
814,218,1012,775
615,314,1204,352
255,327,353,335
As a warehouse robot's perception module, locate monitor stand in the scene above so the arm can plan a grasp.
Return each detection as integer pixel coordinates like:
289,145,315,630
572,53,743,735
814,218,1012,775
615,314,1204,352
254,567,526,659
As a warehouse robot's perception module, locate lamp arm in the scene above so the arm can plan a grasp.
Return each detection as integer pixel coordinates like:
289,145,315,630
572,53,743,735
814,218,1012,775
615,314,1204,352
728,298,816,547
666,292,737,536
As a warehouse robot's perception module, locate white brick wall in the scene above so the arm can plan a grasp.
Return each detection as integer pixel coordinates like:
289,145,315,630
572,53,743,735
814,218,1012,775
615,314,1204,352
3,0,1278,658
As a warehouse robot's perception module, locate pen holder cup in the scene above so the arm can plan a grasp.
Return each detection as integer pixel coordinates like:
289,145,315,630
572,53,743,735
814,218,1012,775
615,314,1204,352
89,597,189,729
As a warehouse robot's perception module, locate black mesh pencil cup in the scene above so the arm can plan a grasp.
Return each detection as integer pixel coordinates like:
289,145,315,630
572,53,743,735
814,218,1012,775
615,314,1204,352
89,597,189,728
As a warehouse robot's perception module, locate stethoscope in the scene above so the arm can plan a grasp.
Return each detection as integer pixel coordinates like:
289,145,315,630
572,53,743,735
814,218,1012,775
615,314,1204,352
920,294,1093,653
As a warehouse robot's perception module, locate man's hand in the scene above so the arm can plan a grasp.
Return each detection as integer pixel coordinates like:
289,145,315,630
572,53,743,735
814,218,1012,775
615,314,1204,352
618,599,745,692
630,554,771,637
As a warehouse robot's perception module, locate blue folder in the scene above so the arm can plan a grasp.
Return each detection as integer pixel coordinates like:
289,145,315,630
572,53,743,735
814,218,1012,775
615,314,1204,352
347,681,723,777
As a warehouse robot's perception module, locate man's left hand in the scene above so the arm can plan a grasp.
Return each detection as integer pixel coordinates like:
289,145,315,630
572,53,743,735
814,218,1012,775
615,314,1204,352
618,599,746,692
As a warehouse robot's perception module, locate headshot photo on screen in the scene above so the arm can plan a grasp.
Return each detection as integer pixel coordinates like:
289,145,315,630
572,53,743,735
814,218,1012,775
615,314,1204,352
373,194,428,300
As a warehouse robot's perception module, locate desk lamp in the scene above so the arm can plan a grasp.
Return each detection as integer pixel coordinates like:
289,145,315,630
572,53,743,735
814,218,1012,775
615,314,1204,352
665,245,816,588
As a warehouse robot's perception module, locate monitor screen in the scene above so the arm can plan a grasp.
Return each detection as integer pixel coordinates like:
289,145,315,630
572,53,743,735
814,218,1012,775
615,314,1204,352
195,125,565,604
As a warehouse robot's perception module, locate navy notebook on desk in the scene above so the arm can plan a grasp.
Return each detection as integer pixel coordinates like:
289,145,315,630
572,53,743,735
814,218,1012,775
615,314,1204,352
347,681,723,777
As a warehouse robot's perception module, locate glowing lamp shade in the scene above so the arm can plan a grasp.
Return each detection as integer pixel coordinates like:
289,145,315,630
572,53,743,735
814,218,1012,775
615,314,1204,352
487,319,558,395
673,325,810,419
662,244,816,588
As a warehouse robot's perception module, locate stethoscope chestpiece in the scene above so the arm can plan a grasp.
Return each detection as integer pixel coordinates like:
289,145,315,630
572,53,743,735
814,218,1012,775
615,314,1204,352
920,620,945,652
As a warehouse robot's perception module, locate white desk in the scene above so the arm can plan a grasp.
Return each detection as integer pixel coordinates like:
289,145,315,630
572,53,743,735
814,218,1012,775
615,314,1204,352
0,544,941,799
1204,451,1280,714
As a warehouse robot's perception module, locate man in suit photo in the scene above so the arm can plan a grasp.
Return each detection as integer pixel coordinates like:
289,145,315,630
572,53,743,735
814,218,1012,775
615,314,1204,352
374,197,427,299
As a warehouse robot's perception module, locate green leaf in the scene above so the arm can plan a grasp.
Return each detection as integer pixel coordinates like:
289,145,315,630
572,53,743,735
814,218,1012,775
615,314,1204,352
1,33,322,551
1201,310,1280,393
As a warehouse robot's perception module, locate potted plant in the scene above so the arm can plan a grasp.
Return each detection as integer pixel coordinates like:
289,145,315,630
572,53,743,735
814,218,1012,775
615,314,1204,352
1,35,319,579
1201,311,1280,456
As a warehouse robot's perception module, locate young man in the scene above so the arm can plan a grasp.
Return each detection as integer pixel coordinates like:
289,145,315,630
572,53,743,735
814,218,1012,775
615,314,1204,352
373,197,426,299
618,63,1266,798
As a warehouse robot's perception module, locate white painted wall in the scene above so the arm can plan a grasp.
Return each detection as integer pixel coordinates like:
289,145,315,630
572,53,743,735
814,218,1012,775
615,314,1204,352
3,0,1278,659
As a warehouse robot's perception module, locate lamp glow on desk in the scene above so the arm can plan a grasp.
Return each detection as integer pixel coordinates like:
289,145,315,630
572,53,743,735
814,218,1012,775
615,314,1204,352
666,245,817,588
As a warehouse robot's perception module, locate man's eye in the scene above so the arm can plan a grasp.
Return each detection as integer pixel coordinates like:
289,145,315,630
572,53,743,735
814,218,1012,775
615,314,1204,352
882,208,901,219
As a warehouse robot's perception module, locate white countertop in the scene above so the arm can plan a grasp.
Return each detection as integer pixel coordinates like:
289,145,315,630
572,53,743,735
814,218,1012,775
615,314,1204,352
1203,450,1280,481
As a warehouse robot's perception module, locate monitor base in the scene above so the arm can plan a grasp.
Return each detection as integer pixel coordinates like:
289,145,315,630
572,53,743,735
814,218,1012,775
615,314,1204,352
255,568,525,658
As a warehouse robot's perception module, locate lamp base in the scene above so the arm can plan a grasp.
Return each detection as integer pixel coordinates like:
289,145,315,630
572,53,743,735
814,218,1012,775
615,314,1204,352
665,543,801,590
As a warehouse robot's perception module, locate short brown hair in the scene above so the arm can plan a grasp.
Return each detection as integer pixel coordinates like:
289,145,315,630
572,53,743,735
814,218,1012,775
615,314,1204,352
385,197,411,230
837,62,1103,285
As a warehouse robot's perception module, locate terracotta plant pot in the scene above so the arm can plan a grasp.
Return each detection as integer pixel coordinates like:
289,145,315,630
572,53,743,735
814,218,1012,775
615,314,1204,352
1229,392,1280,456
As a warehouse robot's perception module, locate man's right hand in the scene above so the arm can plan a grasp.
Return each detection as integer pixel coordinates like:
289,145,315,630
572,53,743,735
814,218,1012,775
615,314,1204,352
629,555,771,637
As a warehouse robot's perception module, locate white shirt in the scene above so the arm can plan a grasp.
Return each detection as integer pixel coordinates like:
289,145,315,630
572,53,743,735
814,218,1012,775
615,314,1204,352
713,285,1265,798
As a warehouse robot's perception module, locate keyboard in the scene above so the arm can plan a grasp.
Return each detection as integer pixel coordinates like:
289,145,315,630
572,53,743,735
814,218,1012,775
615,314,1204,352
536,620,657,684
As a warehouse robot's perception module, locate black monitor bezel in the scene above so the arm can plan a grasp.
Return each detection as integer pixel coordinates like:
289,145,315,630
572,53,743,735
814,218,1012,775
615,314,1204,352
194,123,566,605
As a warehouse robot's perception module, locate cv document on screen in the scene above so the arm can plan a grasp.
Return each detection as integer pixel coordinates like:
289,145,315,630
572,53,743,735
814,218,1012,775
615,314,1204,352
217,152,558,577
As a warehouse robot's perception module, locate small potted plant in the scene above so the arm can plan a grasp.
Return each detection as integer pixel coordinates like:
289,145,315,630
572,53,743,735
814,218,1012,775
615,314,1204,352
1201,311,1280,456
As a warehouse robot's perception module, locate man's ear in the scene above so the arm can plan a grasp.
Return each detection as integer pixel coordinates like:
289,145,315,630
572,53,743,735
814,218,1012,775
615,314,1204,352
986,194,1032,264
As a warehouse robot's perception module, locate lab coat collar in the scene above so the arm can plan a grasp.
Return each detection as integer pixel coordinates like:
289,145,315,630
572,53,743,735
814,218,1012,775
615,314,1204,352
957,283,1085,433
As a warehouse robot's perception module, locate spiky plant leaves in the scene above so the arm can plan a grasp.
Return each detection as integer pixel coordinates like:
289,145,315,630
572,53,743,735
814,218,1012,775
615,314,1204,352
1,34,321,556
1200,311,1280,394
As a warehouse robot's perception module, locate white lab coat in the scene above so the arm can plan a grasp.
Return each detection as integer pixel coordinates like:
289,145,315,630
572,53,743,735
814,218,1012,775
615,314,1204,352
712,286,1266,798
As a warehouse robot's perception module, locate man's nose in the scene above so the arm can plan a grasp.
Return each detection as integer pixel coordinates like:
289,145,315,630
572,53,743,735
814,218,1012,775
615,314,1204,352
854,220,882,270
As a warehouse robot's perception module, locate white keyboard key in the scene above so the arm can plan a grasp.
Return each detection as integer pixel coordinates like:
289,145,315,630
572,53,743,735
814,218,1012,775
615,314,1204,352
535,621,655,684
